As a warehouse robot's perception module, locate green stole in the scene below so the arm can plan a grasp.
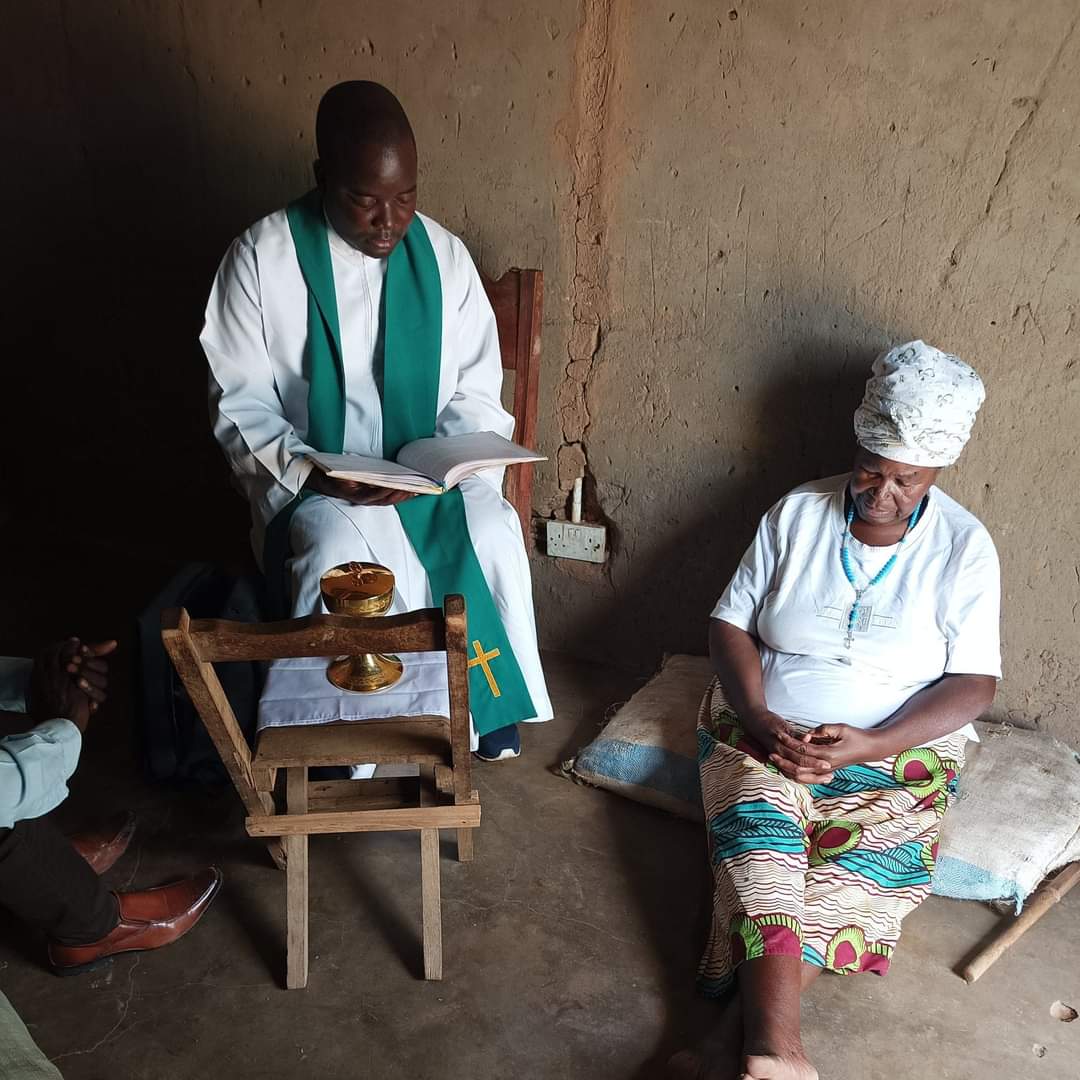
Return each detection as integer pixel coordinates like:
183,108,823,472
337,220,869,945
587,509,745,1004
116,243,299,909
264,190,535,735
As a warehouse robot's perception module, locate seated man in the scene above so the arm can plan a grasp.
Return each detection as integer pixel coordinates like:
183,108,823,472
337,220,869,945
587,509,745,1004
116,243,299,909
201,80,551,760
0,638,221,976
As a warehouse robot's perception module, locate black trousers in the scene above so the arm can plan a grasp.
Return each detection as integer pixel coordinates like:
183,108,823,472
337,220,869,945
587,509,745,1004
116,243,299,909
0,817,118,945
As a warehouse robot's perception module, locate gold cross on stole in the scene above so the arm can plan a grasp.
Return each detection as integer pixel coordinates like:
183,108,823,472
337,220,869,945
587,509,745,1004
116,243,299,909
468,639,502,698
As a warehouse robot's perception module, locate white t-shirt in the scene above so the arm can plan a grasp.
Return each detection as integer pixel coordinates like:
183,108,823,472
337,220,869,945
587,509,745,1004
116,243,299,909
711,475,1001,739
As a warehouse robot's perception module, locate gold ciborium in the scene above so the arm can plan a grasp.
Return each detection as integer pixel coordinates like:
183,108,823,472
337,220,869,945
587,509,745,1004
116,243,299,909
320,561,404,693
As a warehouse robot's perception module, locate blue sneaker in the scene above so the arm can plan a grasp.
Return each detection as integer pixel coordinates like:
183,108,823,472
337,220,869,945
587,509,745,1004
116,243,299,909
476,724,521,761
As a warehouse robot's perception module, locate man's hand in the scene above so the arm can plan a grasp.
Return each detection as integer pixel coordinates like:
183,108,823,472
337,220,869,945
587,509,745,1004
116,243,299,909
30,638,118,733
304,470,416,507
767,723,883,781
742,707,835,784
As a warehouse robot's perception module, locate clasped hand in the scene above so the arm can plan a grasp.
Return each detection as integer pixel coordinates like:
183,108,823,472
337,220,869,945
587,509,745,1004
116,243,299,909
304,470,415,507
30,638,119,733
743,709,882,784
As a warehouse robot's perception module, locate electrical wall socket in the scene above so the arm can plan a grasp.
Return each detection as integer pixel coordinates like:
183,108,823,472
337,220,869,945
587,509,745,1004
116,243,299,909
546,520,607,563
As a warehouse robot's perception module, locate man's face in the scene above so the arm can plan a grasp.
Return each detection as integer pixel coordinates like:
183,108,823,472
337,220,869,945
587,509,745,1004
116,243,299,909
849,448,938,525
317,137,418,258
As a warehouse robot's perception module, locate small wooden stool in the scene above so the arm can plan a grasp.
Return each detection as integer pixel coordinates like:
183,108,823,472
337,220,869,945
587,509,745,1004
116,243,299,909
161,595,479,988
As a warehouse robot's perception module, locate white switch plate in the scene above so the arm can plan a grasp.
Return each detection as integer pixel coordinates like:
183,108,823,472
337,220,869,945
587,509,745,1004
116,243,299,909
546,520,607,563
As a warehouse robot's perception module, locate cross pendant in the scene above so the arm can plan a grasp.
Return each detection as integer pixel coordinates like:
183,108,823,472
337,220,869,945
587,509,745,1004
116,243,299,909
844,590,866,649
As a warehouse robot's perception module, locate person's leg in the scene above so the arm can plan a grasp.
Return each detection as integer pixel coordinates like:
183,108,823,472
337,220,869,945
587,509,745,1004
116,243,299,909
738,957,818,1079
673,682,816,1078
799,732,970,982
0,819,118,945
283,483,552,762
736,732,970,1080
47,868,221,974
287,495,428,618
0,817,222,975
0,991,63,1080
669,966,822,1080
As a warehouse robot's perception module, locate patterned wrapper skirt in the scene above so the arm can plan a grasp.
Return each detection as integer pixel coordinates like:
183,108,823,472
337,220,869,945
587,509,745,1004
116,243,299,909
697,678,967,997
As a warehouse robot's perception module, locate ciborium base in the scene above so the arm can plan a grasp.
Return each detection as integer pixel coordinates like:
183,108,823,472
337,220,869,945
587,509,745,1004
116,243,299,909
326,652,404,694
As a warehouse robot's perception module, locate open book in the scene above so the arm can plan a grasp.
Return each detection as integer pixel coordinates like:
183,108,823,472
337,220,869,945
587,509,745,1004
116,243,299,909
306,431,546,495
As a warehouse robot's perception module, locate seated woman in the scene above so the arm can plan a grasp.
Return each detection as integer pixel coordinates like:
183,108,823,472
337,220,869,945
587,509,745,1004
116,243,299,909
676,342,999,1080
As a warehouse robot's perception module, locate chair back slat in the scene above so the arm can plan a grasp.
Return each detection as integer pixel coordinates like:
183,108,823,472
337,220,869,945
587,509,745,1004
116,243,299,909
480,267,543,545
181,609,446,663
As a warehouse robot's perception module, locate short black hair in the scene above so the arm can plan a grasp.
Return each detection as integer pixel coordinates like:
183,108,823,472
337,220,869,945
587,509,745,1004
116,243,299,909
315,81,415,168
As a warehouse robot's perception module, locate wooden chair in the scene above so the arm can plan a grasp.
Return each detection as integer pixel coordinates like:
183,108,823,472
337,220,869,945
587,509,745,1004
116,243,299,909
160,596,480,988
481,268,543,544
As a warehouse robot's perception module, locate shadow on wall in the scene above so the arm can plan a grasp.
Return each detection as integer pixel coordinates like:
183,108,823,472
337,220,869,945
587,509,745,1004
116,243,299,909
1,10,301,647
554,327,880,675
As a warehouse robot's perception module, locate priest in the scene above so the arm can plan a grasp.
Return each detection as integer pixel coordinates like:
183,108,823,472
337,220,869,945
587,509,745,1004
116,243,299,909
201,81,552,759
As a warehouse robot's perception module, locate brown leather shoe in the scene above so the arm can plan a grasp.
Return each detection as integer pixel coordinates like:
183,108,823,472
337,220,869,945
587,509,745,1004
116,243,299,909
68,811,137,874
48,867,222,975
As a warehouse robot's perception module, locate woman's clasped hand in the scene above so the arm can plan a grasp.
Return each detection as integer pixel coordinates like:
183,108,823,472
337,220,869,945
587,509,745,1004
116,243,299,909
742,708,888,784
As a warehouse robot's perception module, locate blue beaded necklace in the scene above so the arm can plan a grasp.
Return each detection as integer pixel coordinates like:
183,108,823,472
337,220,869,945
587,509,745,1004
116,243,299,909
840,495,924,649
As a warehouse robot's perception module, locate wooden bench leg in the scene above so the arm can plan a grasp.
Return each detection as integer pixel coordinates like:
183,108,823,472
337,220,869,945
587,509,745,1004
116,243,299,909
456,828,474,863
285,767,309,989
420,827,443,981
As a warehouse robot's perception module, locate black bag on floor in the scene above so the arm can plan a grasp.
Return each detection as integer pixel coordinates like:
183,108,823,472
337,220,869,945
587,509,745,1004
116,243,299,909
136,562,265,785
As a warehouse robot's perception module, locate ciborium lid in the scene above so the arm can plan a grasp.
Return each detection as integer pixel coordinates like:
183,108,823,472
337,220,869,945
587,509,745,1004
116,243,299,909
320,561,395,616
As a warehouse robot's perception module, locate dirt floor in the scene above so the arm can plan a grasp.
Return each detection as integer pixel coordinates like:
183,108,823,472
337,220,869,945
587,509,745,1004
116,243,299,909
1,652,1078,1080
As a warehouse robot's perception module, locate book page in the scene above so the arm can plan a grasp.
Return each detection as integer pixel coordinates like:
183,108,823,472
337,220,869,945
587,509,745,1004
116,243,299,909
306,453,443,494
396,432,546,489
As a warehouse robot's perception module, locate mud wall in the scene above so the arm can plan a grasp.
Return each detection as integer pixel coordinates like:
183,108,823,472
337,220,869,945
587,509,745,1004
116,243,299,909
4,2,1077,739
534,1,1080,742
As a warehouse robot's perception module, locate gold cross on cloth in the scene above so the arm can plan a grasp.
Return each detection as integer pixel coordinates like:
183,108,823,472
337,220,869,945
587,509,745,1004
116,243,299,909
468,639,502,698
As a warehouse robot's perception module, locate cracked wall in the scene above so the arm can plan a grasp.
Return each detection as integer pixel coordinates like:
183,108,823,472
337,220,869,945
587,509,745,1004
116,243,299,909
547,0,614,513
531,0,1080,745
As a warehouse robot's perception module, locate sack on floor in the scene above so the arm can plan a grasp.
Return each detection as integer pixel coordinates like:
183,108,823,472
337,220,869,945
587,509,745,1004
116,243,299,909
566,654,708,822
136,562,265,785
566,654,1080,910
933,725,1080,910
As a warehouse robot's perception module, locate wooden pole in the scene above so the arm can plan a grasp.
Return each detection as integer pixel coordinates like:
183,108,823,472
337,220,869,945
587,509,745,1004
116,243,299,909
960,862,1080,984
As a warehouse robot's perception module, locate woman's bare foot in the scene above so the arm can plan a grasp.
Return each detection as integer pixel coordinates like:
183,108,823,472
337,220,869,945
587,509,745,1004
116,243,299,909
740,1049,818,1080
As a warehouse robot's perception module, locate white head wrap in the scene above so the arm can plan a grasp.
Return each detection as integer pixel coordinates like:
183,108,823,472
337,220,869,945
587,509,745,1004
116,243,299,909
853,340,985,468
